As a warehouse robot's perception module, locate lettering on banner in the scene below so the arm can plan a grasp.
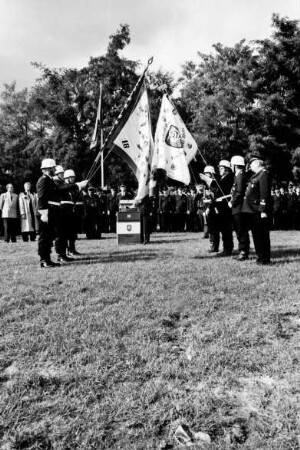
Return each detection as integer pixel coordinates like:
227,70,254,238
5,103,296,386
122,140,130,149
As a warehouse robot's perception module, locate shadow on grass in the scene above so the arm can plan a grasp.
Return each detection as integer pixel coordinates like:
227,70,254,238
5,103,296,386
271,246,300,263
71,251,172,265
151,238,193,244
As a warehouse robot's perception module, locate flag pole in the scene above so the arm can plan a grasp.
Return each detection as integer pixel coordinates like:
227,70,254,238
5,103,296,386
100,127,104,188
87,57,154,181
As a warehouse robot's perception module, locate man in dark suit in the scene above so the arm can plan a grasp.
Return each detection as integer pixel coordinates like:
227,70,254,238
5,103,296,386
241,152,272,265
230,155,250,260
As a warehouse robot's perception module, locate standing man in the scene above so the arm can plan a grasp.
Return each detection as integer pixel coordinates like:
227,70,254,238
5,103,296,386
83,186,101,239
242,153,272,265
37,159,60,267
64,169,81,256
200,166,219,252
186,186,197,232
159,187,171,232
174,187,187,232
0,183,19,243
19,182,37,242
107,187,118,233
230,156,250,260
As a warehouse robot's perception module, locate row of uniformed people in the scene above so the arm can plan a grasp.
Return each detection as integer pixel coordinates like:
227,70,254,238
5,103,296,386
271,185,300,230
199,153,272,265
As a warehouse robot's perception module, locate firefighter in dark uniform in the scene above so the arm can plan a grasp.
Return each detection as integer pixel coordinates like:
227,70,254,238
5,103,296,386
213,160,234,256
135,195,150,244
37,159,88,267
64,169,81,256
174,187,187,232
186,186,197,231
241,152,272,265
107,187,118,233
83,186,101,239
53,165,71,262
201,161,234,255
200,166,219,252
37,159,60,268
229,155,250,260
159,187,172,232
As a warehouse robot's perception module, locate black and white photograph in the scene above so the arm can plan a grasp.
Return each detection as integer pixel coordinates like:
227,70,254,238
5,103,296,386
1,0,300,448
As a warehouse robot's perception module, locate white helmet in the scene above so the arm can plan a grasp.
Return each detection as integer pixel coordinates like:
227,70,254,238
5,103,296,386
230,155,245,167
218,160,231,169
203,165,215,174
41,158,56,169
64,169,75,179
55,165,64,175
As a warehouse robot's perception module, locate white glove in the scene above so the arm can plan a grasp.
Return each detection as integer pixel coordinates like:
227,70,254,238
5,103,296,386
261,212,267,219
76,180,89,191
38,209,48,223
228,201,232,208
199,173,212,186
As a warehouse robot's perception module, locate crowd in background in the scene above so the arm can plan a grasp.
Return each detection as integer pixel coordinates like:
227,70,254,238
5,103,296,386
1,180,300,243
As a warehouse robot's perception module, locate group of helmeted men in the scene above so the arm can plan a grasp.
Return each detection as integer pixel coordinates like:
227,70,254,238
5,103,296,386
34,151,272,267
36,159,89,268
199,152,272,265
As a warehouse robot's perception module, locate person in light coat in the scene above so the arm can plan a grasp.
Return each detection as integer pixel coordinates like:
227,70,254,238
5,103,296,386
0,183,19,242
19,182,37,241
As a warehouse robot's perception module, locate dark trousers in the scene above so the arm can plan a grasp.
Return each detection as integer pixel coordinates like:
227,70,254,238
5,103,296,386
175,213,185,232
233,213,249,255
186,212,197,231
140,213,150,243
244,212,271,263
22,231,36,242
84,213,101,238
2,218,18,242
219,212,233,254
159,212,170,232
38,220,53,261
54,211,68,257
108,212,117,233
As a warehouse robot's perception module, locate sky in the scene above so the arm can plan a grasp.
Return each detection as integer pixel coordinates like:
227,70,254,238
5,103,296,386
0,0,299,90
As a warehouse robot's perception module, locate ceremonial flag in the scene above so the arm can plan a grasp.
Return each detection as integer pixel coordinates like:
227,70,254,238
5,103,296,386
152,94,198,185
113,82,154,200
90,84,103,150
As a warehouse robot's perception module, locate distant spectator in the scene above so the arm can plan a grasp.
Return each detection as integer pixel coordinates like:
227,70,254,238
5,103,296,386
19,182,37,241
0,183,19,242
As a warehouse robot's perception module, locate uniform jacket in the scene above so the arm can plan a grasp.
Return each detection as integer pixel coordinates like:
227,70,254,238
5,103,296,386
107,193,118,212
84,194,100,217
19,192,37,232
186,194,197,213
37,175,57,210
0,192,19,218
159,194,172,213
175,194,187,214
242,169,271,214
231,170,247,215
211,172,233,215
37,175,79,211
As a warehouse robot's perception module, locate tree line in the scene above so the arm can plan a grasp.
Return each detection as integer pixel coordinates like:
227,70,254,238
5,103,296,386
1,14,300,190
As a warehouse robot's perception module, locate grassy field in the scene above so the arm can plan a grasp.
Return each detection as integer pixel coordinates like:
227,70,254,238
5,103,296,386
1,230,300,449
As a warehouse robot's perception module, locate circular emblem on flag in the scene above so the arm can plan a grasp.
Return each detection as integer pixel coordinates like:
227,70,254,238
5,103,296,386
165,125,183,148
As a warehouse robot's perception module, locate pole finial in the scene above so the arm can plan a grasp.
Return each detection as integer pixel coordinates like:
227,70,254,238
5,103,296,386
147,56,154,67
